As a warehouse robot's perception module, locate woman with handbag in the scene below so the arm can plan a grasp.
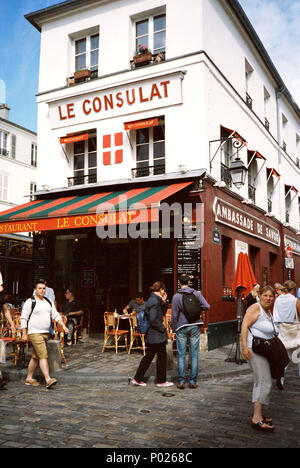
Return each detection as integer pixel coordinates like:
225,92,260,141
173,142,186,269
241,286,279,432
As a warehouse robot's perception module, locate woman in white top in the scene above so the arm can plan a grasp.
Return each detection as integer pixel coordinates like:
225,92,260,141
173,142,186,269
241,286,277,432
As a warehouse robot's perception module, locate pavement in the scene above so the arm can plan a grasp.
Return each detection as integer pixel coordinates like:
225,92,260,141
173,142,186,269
1,334,251,385
1,336,300,449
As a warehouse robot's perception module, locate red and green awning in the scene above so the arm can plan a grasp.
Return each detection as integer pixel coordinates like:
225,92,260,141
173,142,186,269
0,182,192,234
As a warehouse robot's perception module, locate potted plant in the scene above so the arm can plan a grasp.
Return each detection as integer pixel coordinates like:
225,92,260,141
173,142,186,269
74,68,91,82
133,44,153,66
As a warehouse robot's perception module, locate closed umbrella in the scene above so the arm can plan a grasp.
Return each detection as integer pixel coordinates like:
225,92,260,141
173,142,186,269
226,252,257,364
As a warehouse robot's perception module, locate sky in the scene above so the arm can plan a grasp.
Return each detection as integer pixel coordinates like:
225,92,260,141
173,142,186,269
0,0,299,133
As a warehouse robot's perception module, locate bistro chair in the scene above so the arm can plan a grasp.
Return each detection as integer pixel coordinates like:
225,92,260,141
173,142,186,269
164,311,177,352
128,312,146,356
102,311,128,354
73,313,84,344
53,317,67,364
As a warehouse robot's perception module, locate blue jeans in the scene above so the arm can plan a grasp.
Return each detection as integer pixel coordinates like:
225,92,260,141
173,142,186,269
176,326,201,384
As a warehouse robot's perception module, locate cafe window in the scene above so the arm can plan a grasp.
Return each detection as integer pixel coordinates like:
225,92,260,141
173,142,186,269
134,120,165,177
73,135,97,186
222,235,233,296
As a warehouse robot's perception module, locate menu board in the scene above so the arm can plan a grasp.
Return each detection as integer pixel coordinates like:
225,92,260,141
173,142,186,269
177,234,201,291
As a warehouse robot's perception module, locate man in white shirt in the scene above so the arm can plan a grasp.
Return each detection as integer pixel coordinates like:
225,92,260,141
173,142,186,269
21,280,68,388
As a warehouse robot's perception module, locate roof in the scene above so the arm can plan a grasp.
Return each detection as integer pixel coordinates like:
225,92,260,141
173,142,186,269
24,0,102,32
0,117,37,136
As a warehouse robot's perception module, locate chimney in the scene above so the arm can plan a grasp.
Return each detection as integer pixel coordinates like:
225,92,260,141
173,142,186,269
0,104,10,120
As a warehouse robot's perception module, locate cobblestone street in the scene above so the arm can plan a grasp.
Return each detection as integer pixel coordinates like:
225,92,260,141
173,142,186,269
0,364,299,449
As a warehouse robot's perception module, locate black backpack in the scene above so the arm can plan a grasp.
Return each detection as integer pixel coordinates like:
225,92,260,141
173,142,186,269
180,292,203,323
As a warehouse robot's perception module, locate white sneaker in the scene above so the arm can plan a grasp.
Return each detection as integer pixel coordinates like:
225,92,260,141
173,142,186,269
131,378,147,387
156,381,174,387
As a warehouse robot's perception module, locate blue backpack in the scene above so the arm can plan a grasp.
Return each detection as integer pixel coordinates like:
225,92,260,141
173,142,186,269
137,309,149,334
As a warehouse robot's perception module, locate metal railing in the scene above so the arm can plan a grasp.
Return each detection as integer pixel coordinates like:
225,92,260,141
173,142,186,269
220,163,232,188
0,148,9,157
264,118,270,131
248,184,256,203
68,173,97,187
246,92,253,109
131,164,165,178
267,198,272,213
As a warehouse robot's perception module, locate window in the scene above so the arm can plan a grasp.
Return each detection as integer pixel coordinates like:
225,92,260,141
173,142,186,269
264,87,270,131
11,134,16,159
220,127,233,188
247,153,257,203
245,59,254,109
221,235,233,295
134,121,165,177
73,135,97,186
31,143,37,167
75,33,99,78
135,13,166,59
0,130,8,156
282,114,288,152
0,172,8,201
30,182,37,201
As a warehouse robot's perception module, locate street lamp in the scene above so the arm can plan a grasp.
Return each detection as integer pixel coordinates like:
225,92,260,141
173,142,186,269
229,156,248,188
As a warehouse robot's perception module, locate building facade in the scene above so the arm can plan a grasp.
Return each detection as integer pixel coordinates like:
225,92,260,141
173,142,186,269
0,0,299,332
0,104,37,301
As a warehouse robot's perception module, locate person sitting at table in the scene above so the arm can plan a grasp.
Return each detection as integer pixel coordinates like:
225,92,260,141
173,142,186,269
123,292,145,315
62,288,84,346
1,298,16,336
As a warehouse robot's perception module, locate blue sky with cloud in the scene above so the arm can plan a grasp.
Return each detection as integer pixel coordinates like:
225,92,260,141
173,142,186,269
0,0,299,132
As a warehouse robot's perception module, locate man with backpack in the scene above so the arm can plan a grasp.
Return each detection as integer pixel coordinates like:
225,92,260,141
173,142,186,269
171,274,210,389
21,279,68,389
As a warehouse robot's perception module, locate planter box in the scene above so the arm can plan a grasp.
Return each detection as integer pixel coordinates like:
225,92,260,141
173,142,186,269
133,52,153,67
74,69,91,81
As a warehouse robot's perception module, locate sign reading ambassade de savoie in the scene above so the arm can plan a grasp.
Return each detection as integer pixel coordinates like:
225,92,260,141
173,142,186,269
213,198,281,247
48,72,184,130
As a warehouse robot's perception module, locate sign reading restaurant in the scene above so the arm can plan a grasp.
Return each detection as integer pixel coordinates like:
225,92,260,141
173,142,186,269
48,72,184,129
213,198,281,247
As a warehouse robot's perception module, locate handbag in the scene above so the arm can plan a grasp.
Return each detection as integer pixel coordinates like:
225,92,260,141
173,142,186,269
250,313,290,380
250,311,277,357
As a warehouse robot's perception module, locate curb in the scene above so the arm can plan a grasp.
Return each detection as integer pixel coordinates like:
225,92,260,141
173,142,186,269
2,365,251,386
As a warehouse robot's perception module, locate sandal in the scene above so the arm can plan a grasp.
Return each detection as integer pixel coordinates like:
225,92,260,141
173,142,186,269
263,416,273,424
46,378,57,389
251,420,275,432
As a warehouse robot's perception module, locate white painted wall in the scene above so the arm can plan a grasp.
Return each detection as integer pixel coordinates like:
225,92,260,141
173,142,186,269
34,0,300,229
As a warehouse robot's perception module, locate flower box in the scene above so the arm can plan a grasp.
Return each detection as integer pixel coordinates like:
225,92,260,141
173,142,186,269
133,52,153,67
74,69,91,81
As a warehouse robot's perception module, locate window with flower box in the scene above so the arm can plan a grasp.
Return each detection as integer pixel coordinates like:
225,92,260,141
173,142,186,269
134,13,166,60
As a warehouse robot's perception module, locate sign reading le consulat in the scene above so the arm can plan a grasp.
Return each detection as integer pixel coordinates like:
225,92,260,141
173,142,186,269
214,198,280,247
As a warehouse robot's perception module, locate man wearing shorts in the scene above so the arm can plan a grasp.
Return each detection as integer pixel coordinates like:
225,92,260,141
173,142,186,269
21,280,68,388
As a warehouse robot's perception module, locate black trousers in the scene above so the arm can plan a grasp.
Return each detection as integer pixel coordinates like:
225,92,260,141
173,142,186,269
134,343,167,384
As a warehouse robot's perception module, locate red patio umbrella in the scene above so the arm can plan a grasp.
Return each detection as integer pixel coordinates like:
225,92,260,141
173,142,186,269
226,252,257,364
232,252,257,299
